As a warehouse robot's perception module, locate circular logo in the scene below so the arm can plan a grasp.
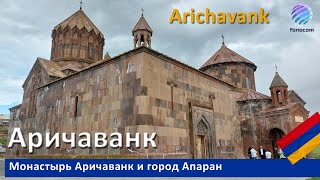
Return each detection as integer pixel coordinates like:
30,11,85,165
291,4,313,25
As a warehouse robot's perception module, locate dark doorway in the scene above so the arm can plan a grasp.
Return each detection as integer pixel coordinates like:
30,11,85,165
269,128,285,158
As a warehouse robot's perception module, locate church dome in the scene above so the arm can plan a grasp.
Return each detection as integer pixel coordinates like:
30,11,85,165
200,43,257,91
200,44,256,71
50,9,105,69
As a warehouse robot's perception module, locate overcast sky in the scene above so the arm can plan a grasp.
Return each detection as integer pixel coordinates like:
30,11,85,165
0,0,319,115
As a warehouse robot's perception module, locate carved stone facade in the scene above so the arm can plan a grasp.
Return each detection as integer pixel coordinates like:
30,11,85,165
8,9,309,159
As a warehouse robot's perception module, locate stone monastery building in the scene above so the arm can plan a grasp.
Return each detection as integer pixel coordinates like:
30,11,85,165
8,9,309,158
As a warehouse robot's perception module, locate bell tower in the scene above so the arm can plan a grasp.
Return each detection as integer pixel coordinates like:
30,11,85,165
132,9,153,48
269,69,289,106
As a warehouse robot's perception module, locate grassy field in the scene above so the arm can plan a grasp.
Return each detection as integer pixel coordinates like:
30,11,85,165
313,146,320,158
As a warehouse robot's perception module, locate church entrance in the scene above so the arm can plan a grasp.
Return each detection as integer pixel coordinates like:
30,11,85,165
189,104,217,159
196,135,206,158
195,119,210,159
269,128,285,158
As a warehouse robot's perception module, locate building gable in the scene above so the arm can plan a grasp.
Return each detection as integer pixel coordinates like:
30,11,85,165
288,90,306,106
22,58,65,89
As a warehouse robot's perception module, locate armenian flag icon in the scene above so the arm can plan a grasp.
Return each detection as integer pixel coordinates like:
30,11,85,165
277,112,320,165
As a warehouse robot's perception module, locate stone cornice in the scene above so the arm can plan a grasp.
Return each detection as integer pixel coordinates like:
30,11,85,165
190,100,214,110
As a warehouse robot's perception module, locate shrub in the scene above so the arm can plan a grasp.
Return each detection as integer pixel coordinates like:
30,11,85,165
0,127,8,134
0,139,7,145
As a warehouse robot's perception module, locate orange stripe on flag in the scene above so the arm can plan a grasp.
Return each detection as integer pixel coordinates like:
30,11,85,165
288,133,320,165
277,112,320,149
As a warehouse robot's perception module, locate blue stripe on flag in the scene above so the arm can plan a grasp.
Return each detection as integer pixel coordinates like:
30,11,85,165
283,122,320,156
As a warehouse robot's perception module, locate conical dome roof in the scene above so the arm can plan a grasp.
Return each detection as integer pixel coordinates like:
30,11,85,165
54,9,103,38
200,44,256,70
270,72,288,88
132,15,153,35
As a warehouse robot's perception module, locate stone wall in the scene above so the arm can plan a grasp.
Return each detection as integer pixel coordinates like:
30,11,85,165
238,100,271,156
8,47,243,158
27,50,145,156
203,63,256,91
20,61,55,119
139,50,243,158
254,103,308,158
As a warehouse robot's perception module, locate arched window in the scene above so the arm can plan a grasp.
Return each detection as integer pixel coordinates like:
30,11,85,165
197,119,208,135
276,90,282,104
88,43,93,59
74,96,79,117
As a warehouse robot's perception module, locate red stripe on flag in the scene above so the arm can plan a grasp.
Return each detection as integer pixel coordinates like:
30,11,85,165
277,112,320,149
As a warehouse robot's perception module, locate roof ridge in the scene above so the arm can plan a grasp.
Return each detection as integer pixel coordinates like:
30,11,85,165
222,45,235,62
22,58,65,88
38,58,66,78
78,10,102,36
54,9,103,37
54,10,80,29
237,89,271,102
